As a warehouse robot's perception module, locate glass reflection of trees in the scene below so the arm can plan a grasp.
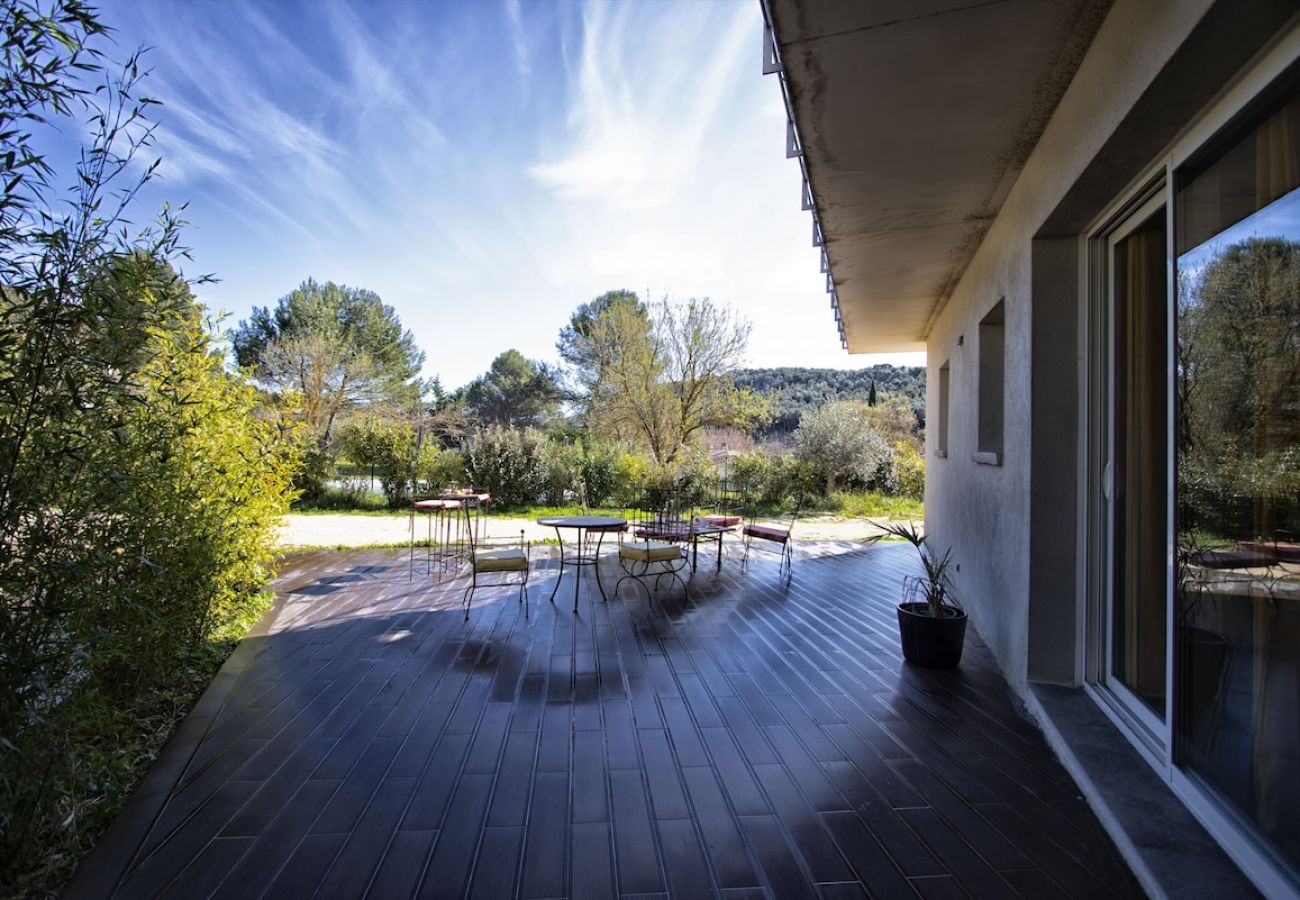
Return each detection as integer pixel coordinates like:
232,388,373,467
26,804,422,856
1178,236,1300,548
1176,229,1300,871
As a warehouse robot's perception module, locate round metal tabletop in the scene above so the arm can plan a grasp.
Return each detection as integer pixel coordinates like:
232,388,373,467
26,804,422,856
536,516,627,529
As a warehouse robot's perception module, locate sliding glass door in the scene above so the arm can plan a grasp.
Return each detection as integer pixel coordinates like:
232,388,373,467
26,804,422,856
1092,60,1300,888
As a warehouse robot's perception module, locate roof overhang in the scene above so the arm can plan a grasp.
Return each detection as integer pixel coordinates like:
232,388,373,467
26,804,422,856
766,0,1112,352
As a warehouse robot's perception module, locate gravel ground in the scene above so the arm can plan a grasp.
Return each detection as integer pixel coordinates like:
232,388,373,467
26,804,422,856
276,512,905,549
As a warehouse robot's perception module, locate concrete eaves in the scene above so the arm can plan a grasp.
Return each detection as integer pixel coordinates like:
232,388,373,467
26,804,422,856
768,0,1112,352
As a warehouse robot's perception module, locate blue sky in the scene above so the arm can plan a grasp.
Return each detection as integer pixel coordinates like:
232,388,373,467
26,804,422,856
95,0,924,389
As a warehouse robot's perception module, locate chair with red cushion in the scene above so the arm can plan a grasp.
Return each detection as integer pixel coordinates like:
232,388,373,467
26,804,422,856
701,477,745,529
742,498,801,576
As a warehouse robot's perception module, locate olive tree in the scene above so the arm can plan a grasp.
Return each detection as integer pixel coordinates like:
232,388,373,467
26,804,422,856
794,400,892,494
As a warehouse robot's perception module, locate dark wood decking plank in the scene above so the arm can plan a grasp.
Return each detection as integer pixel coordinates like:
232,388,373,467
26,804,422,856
609,768,665,894
520,770,569,899
414,772,494,899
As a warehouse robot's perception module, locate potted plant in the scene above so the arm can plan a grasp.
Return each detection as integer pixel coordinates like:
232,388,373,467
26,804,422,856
873,521,966,668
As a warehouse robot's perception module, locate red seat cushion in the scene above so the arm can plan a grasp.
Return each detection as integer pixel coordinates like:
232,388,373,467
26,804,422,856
1238,541,1300,563
1194,549,1274,568
412,499,456,511
744,524,790,543
703,515,742,527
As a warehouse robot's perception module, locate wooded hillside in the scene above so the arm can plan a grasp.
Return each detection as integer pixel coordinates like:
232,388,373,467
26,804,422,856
736,365,927,435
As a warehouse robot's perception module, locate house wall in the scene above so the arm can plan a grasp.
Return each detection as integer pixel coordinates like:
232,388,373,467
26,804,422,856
924,0,1220,689
913,3,1300,891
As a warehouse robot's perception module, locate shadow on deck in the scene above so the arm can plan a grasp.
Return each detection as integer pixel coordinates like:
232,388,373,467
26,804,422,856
68,542,1144,899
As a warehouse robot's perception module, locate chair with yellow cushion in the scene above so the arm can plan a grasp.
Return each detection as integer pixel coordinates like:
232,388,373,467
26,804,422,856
617,490,690,601
462,505,530,620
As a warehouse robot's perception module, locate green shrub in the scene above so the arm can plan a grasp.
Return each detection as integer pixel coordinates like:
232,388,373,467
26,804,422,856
293,442,336,504
610,446,653,505
338,418,463,508
463,426,548,506
663,449,719,507
0,8,298,890
0,274,300,892
892,442,926,500
578,440,621,507
542,441,582,505
417,444,466,493
767,452,818,506
370,424,419,508
729,449,773,499
728,449,815,508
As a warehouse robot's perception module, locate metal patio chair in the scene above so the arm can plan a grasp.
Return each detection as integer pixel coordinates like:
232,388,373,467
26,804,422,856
617,489,691,601
742,497,801,576
461,505,530,620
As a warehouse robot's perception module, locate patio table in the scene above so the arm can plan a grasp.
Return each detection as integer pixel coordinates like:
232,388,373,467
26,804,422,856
634,518,736,573
538,515,627,610
687,522,736,573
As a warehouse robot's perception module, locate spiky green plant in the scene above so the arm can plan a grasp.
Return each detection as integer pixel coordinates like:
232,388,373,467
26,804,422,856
872,521,958,616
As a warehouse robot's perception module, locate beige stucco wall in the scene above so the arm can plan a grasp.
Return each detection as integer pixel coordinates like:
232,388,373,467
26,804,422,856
924,0,1216,687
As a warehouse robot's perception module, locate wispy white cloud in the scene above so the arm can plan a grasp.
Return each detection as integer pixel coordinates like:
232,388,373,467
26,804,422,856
527,0,755,209
505,0,531,85
96,0,912,388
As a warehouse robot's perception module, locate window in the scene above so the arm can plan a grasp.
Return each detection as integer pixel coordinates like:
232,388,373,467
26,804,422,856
1173,70,1300,876
935,362,950,457
975,301,1005,464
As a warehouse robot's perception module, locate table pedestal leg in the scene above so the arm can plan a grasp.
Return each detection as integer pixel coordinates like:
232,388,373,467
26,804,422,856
594,530,609,602
573,527,582,612
548,530,565,604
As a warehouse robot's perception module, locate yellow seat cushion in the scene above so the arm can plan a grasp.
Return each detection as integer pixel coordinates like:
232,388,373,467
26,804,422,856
474,548,528,572
620,540,682,563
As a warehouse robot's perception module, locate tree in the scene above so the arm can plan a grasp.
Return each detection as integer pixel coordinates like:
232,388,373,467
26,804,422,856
463,349,562,429
232,279,425,446
424,377,472,446
573,295,767,463
556,289,647,404
863,396,920,451
794,401,892,494
1178,237,1300,538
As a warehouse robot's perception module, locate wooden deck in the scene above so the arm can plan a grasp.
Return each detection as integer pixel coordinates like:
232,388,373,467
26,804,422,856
73,542,1145,899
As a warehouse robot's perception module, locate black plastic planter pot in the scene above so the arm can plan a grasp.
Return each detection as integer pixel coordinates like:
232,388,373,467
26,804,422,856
897,602,967,668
